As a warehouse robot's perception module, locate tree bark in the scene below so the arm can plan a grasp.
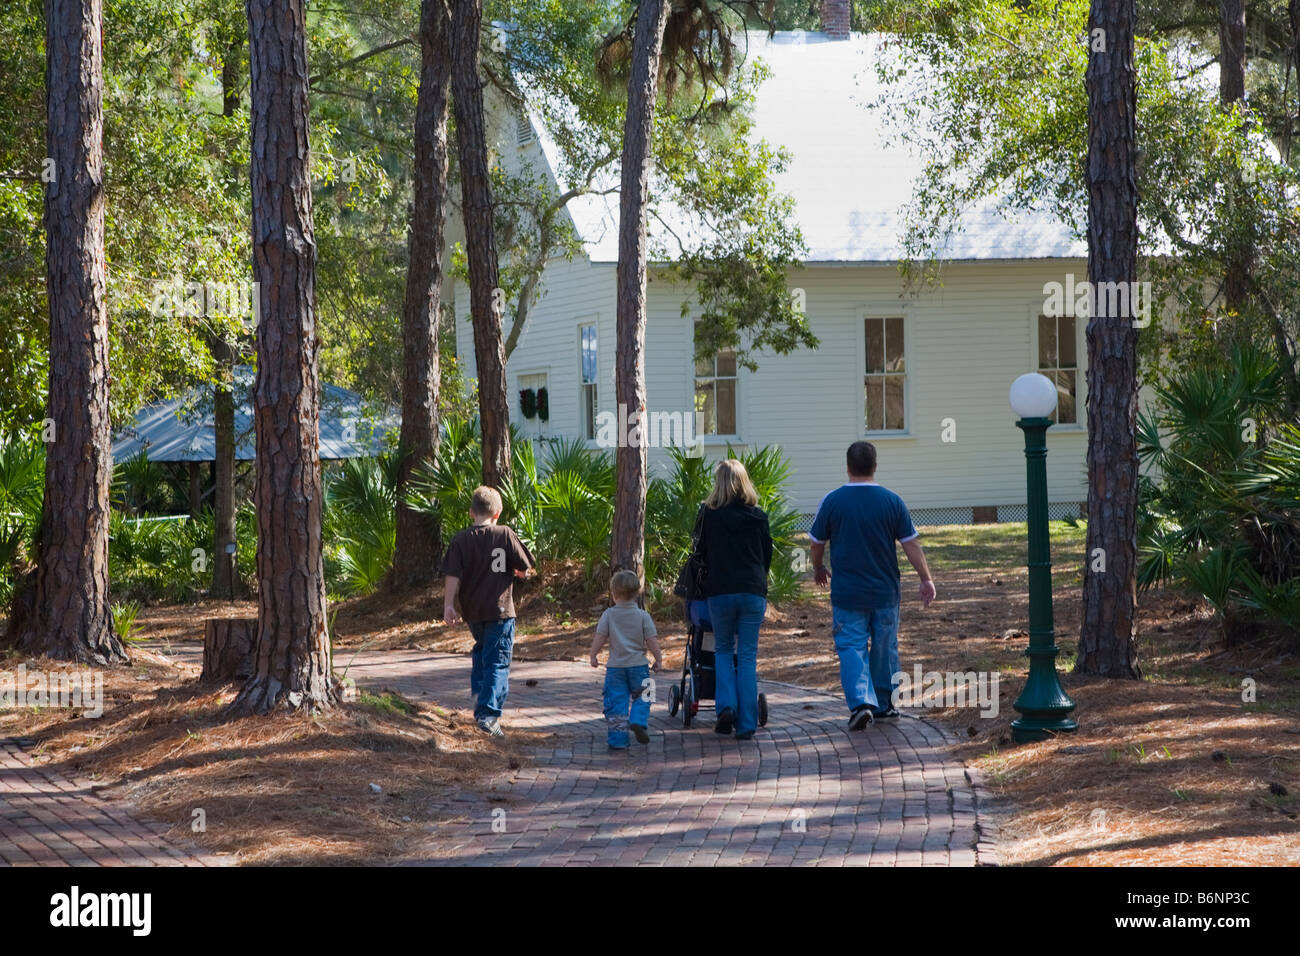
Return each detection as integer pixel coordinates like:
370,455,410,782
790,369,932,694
211,37,244,601
1219,0,1246,105
1077,0,1141,679
211,339,239,598
201,617,258,682
227,0,337,715
450,0,511,488
392,0,451,590
1219,0,1250,315
610,0,672,586
15,0,127,664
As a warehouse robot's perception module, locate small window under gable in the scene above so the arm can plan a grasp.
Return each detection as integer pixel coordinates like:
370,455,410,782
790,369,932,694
516,112,534,148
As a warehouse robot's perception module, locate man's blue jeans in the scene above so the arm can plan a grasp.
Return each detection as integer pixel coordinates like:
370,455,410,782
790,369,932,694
469,618,515,720
707,592,766,735
831,604,900,714
603,664,652,748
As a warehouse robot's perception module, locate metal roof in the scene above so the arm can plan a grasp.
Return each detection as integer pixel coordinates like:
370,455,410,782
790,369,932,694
111,366,396,464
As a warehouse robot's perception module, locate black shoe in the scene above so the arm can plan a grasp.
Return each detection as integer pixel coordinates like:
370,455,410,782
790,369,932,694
847,706,875,731
715,707,736,735
872,705,900,720
631,724,650,744
735,730,755,740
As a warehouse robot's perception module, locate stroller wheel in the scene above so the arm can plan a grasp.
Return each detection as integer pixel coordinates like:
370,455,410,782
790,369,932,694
682,675,695,728
758,692,769,727
668,683,681,717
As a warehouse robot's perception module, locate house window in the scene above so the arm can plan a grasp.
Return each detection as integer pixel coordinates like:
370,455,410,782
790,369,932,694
864,316,906,432
1037,314,1078,425
518,371,547,438
579,324,598,440
694,324,737,437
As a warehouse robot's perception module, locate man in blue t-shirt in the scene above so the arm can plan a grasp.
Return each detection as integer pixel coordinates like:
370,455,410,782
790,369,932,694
809,441,936,730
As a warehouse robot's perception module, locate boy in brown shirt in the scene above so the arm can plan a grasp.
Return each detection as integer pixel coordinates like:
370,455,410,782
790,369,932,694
441,486,534,738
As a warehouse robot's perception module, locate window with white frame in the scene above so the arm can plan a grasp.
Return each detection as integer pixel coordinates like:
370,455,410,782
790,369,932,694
1037,313,1078,425
694,323,737,437
518,371,548,438
579,323,598,440
864,316,906,432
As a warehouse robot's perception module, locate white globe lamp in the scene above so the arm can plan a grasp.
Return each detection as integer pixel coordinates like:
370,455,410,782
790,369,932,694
1009,372,1059,420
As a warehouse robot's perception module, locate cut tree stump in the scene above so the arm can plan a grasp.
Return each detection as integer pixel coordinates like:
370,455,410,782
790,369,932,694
202,618,258,682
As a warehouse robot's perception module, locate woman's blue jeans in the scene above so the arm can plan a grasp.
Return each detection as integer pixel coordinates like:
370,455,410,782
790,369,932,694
706,592,766,735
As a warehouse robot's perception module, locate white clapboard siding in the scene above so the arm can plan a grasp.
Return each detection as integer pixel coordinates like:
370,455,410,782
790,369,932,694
455,254,1120,516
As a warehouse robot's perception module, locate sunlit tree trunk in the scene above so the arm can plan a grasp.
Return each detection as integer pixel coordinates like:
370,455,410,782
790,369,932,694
450,0,510,487
392,0,451,589
610,0,672,587
227,0,337,715
16,0,127,664
211,37,244,601
1077,0,1141,679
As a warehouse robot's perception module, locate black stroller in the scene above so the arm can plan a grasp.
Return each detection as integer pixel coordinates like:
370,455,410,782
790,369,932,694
666,598,769,728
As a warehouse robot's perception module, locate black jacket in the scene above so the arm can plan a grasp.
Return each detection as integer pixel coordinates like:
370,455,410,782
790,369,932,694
697,501,773,598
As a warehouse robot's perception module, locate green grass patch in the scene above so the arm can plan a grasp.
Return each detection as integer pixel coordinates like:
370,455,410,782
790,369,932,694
357,690,418,717
912,521,1088,572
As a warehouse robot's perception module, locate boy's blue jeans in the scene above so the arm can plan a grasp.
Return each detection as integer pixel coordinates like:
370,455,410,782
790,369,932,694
831,604,900,714
707,592,766,735
469,618,515,720
603,664,652,748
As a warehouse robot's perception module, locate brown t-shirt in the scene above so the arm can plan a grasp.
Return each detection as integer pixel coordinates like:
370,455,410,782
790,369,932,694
441,523,534,622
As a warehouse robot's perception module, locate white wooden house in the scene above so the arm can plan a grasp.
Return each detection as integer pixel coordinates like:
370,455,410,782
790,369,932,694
451,29,1096,525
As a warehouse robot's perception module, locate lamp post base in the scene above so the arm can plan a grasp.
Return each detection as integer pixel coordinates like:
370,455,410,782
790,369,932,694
1011,716,1079,743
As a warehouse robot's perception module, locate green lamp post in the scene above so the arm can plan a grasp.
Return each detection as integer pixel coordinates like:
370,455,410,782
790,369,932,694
1008,373,1078,742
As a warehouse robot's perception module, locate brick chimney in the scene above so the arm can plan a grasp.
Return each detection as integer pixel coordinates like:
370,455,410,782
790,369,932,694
821,0,850,39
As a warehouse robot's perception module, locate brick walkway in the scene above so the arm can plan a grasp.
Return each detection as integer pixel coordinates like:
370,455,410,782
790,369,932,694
2,648,998,867
0,738,228,867
343,653,999,866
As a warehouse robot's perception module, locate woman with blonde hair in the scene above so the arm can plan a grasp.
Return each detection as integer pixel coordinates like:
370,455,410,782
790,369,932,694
696,459,773,739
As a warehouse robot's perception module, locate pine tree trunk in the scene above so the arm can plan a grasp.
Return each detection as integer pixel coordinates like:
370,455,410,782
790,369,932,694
392,0,451,590
1077,0,1141,679
1219,0,1249,315
16,0,127,665
450,0,511,488
211,341,238,599
211,39,243,601
610,0,672,585
227,0,337,715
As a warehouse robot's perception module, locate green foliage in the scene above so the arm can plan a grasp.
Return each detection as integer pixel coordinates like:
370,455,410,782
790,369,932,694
323,455,401,598
1138,344,1300,642
107,505,257,602
111,600,145,645
0,432,45,604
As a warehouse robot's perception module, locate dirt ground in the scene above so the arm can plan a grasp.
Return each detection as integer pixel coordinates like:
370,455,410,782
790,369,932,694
4,523,1297,865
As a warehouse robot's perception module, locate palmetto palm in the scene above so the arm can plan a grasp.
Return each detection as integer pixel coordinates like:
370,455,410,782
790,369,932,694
1138,342,1299,641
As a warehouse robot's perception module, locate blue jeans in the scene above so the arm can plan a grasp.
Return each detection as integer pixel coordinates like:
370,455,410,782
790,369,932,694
707,592,766,735
469,618,515,719
603,664,652,748
831,604,900,713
